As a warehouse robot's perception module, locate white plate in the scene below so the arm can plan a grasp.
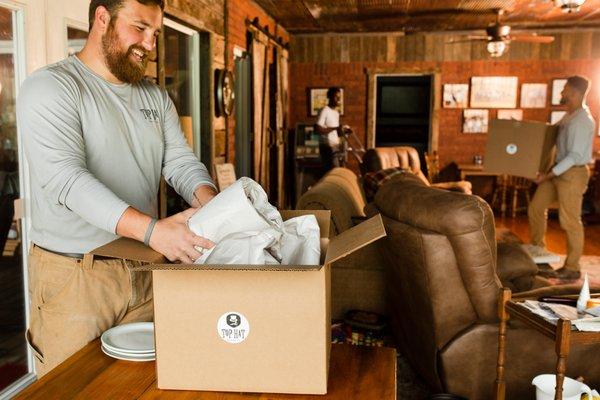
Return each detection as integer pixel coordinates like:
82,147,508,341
102,346,155,356
101,322,155,354
101,345,155,362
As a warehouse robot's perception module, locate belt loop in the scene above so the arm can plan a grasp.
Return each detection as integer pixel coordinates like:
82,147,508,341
82,253,94,270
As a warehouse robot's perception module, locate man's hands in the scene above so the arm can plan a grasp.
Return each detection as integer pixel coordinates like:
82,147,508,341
116,205,214,264
534,171,555,185
148,207,214,263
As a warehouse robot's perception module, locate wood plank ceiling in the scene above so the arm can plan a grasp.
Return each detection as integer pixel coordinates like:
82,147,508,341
253,0,600,34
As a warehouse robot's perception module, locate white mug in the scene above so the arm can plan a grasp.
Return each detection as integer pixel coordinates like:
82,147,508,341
532,374,593,400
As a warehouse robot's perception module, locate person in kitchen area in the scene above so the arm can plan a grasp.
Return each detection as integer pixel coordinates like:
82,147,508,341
17,0,217,377
315,87,348,174
524,75,595,280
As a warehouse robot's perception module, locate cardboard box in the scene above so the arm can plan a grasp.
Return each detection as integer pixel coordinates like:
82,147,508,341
90,210,386,394
483,119,558,179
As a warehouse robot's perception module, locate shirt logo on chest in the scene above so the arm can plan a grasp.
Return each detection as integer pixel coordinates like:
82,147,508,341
140,108,160,123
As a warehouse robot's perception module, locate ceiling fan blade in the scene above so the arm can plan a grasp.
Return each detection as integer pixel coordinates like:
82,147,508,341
445,38,487,44
510,35,555,44
467,35,491,40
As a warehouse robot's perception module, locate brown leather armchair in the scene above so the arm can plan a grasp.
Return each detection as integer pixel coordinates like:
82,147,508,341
361,146,472,194
367,173,600,399
296,167,386,319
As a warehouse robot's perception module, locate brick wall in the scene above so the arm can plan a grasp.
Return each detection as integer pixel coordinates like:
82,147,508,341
289,33,600,172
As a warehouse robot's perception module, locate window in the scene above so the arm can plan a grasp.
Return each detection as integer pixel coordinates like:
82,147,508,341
0,3,31,396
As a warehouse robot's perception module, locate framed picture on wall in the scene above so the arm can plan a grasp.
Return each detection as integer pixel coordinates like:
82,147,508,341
520,83,547,108
463,109,489,133
551,79,568,105
550,111,567,125
470,76,518,108
497,109,523,121
442,84,469,108
308,87,344,117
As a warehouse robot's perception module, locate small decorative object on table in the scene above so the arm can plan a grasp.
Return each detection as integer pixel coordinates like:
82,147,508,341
331,310,388,347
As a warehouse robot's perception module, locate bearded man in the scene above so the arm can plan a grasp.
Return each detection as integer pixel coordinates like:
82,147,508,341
17,0,217,376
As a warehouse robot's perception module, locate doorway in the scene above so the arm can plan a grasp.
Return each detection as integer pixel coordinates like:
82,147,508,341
159,19,205,217
234,50,251,179
374,75,432,161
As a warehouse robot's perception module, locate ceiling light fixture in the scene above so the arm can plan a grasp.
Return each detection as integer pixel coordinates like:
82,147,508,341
553,0,586,13
487,40,508,57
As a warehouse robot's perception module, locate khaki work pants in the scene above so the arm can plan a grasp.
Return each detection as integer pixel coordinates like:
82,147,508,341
27,245,153,377
528,166,590,270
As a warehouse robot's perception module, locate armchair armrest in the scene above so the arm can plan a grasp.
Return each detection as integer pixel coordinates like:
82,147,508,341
431,180,472,194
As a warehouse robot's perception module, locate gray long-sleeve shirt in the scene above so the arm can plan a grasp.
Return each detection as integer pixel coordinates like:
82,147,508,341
552,106,595,176
17,55,215,254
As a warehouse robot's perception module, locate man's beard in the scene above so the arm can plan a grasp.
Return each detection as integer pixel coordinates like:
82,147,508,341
101,21,148,84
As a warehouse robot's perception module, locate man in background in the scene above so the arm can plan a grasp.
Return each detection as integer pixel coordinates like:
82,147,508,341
525,76,595,280
315,87,345,173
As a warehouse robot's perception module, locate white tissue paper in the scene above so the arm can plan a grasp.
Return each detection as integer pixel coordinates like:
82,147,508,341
187,177,320,265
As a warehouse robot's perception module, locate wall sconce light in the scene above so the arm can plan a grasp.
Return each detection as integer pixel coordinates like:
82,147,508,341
487,40,508,57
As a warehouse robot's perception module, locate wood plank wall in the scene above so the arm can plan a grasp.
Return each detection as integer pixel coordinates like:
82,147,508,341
166,0,225,35
291,31,600,63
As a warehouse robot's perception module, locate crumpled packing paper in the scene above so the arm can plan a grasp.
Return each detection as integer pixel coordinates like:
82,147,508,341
187,177,320,265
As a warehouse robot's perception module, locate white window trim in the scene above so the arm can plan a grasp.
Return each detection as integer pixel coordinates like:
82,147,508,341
163,18,196,36
163,18,202,157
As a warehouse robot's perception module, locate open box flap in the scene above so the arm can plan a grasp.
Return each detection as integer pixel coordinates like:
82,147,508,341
325,214,386,265
91,239,324,271
130,263,323,272
91,237,166,263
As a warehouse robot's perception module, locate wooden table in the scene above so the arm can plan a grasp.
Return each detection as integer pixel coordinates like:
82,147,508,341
458,164,512,216
494,288,600,400
15,340,396,400
457,163,501,181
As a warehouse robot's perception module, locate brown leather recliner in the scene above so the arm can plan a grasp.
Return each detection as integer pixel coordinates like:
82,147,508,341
367,173,600,399
361,146,472,194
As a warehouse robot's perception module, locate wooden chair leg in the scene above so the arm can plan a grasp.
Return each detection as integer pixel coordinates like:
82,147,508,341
512,188,518,218
491,183,499,212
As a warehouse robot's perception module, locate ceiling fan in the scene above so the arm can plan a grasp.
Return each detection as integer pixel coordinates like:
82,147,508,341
447,9,555,57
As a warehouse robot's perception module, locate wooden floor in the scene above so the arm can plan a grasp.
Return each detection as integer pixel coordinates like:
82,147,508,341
495,214,600,256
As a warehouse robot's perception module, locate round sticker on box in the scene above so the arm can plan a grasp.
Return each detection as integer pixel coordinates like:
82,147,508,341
506,143,518,155
217,312,250,344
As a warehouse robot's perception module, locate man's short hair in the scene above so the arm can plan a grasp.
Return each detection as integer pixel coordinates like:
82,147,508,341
89,0,165,30
327,87,341,100
566,75,590,95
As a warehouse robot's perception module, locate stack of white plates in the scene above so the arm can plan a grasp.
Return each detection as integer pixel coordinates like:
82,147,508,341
100,322,155,362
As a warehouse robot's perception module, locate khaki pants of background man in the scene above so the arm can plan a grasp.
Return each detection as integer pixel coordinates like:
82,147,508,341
528,166,590,271
27,245,153,377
